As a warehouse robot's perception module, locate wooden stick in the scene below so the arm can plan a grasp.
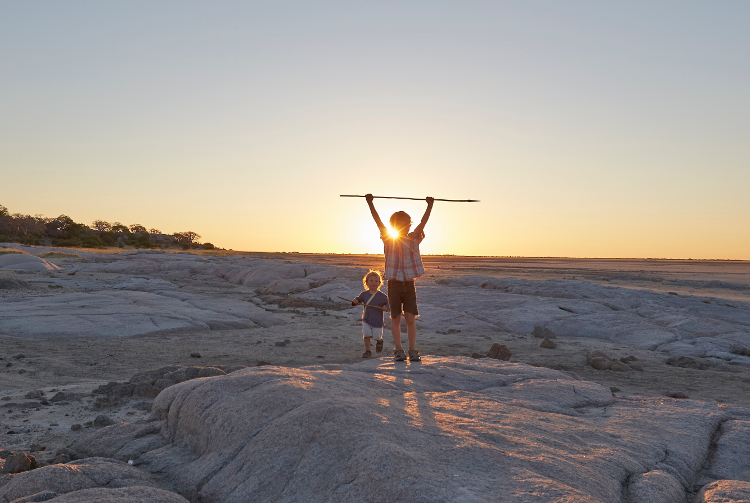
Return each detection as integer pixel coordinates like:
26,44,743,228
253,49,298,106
337,296,388,311
340,195,479,203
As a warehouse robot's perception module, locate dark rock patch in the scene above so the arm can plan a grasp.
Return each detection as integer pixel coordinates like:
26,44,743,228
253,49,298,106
1,453,37,474
540,338,557,349
91,365,246,408
487,343,511,361
665,356,713,370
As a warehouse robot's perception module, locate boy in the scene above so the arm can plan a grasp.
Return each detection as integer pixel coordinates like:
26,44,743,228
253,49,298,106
351,270,389,358
365,193,434,362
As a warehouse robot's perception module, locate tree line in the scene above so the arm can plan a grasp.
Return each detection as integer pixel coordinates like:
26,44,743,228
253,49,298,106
0,204,215,250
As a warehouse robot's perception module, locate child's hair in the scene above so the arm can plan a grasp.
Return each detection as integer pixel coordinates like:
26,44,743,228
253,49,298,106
389,211,412,232
362,270,383,289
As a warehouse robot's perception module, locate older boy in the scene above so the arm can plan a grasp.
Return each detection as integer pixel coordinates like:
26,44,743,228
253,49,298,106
366,193,434,362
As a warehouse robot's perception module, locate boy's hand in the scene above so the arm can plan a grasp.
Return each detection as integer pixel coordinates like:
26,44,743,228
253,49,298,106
426,196,434,205
365,194,374,203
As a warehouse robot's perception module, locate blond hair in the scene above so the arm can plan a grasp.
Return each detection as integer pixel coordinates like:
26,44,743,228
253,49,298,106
362,270,383,289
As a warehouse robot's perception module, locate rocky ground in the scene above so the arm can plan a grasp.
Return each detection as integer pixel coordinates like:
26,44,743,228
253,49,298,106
1,245,749,502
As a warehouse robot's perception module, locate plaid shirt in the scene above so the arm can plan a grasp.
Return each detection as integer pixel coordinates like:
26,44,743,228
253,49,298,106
381,229,425,281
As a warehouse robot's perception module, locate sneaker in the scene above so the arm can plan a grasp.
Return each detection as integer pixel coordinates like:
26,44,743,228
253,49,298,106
393,348,406,362
408,349,421,362
375,339,384,353
362,350,372,358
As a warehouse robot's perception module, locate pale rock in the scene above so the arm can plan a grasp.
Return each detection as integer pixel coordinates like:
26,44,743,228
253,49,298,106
532,325,556,338
72,357,736,503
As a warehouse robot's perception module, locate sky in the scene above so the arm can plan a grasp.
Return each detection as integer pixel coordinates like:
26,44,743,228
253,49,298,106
1,1,749,259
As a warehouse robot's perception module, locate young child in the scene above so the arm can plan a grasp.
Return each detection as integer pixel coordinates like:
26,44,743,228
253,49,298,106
366,194,434,362
351,270,390,358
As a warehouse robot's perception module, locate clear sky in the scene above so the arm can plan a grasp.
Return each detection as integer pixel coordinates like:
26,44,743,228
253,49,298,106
2,1,748,259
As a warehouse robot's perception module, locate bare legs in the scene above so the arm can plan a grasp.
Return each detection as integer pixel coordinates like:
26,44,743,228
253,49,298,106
390,313,417,351
364,336,371,352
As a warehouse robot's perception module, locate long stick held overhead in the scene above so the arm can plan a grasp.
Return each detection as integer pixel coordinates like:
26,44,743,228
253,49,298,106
340,195,479,202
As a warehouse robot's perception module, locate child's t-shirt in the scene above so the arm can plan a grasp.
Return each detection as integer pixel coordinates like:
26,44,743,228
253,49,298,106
355,290,389,328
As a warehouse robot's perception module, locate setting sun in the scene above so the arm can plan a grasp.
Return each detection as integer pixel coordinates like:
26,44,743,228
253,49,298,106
387,226,400,238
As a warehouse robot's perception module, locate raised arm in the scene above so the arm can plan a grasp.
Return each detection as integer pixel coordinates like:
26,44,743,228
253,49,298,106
366,194,387,233
413,197,434,235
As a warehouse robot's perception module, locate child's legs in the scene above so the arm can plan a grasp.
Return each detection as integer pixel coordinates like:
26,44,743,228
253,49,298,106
390,313,403,350
404,312,417,351
362,323,381,351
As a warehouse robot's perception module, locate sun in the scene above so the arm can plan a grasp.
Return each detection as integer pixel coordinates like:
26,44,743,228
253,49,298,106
387,226,400,238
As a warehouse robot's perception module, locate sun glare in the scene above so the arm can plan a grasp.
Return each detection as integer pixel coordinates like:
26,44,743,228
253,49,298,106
388,226,400,238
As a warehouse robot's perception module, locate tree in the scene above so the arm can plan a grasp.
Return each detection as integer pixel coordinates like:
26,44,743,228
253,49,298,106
111,222,129,234
92,220,112,232
129,224,147,234
149,228,160,235
0,205,8,217
178,231,201,244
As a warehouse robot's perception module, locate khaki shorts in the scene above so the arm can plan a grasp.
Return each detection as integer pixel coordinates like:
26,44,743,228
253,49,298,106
387,279,418,316
362,323,383,340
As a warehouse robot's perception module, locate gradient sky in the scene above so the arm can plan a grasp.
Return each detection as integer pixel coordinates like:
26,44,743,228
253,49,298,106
2,1,748,259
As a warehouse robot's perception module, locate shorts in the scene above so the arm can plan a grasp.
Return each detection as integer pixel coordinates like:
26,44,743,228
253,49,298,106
362,322,383,340
387,279,418,316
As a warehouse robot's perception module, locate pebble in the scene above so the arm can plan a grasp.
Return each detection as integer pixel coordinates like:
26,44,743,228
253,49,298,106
24,390,45,399
190,352,202,358
275,341,287,347
93,415,114,428
540,338,557,349
70,424,83,431
667,392,689,399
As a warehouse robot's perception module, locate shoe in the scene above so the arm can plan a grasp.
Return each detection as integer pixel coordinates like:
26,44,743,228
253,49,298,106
362,350,372,358
375,339,384,353
393,348,406,362
408,349,421,362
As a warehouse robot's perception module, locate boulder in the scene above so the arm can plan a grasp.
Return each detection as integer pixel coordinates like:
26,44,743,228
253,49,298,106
0,458,170,503
14,486,189,503
77,357,734,502
589,357,612,370
72,423,165,461
486,343,512,360
532,325,556,339
1,454,37,474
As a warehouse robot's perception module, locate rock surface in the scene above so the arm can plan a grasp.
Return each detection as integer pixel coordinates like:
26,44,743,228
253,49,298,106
71,357,750,503
1,249,748,370
0,457,178,503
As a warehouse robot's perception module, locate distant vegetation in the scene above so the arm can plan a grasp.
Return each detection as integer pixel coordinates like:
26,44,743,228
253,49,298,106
0,204,216,250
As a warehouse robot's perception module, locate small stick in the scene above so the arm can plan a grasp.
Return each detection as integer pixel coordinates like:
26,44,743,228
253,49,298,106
337,296,388,311
340,195,479,203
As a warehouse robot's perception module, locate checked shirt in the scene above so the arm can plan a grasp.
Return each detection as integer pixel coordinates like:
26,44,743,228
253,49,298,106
381,229,425,281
